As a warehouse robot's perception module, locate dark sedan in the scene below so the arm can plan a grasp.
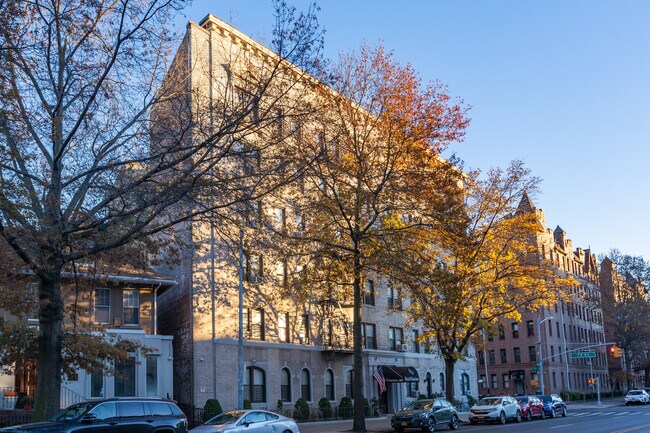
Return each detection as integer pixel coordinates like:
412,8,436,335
391,398,459,432
539,394,567,418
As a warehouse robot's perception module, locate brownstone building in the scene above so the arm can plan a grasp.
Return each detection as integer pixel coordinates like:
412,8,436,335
600,257,646,390
476,194,609,396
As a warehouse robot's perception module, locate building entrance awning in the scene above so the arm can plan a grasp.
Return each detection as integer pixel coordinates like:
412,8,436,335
380,365,419,383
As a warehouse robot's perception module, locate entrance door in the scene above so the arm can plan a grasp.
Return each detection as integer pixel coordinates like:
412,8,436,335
515,380,525,395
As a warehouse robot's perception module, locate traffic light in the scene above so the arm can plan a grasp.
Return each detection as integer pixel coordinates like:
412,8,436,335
610,346,622,358
588,378,595,385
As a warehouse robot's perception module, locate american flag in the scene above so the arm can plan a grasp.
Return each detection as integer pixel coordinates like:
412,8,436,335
373,367,386,394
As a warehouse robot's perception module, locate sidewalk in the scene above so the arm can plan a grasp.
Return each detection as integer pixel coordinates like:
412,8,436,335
297,398,623,433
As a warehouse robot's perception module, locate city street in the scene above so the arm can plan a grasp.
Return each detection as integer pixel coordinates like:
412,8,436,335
299,403,650,433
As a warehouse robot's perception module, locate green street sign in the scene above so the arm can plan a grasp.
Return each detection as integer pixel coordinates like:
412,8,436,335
571,351,596,358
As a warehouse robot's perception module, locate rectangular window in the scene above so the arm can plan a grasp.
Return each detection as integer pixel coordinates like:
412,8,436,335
243,308,265,340
273,208,286,231
94,289,110,324
363,280,375,305
511,323,519,338
278,313,290,343
408,381,418,398
362,323,376,349
489,350,496,365
551,345,555,362
387,284,401,310
527,321,534,337
498,324,505,340
478,350,485,366
114,357,136,397
91,368,104,398
389,327,403,351
299,314,310,344
413,330,420,353
514,347,521,363
246,201,262,228
491,374,498,389
529,346,537,362
480,374,487,389
549,320,553,336
146,357,158,397
246,254,263,283
275,261,287,286
122,290,139,326
502,374,510,389
500,348,507,364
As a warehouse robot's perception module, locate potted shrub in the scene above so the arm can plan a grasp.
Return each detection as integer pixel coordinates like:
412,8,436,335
293,398,309,421
318,397,332,419
338,396,353,418
203,399,222,421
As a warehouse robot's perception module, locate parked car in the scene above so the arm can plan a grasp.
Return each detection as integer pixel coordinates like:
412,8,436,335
539,394,567,418
390,398,459,432
468,396,521,425
515,395,545,421
191,410,299,433
625,389,650,405
0,398,188,432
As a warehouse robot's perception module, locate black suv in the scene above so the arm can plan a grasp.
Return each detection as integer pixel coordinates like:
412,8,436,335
0,398,188,432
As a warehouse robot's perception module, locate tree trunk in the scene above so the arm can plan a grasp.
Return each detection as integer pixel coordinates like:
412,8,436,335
625,351,633,390
33,273,64,421
444,357,456,403
352,242,366,432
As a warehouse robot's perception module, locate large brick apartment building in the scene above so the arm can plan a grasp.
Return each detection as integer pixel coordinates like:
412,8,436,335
155,14,477,414
477,194,610,396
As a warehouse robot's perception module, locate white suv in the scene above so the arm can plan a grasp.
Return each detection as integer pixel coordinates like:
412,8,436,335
625,389,650,405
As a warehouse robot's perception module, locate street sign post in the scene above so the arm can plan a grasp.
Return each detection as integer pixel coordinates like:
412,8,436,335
571,351,596,359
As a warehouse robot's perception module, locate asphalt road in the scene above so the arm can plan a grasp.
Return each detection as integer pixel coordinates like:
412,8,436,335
299,404,650,433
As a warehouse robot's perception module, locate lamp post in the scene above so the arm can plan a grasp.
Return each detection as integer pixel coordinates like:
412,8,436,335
537,316,554,395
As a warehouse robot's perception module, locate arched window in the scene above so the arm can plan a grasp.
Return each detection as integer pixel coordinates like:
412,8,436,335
461,373,470,395
244,366,266,403
325,369,335,401
425,372,432,397
345,370,354,398
439,372,445,392
300,368,311,401
280,368,291,402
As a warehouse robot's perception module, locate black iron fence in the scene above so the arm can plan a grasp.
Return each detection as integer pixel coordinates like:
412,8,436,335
0,410,33,428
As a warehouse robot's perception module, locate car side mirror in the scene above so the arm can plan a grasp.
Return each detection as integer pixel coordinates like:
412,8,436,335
81,414,97,423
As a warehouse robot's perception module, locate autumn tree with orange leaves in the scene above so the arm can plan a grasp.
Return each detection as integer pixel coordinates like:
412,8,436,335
382,161,576,402
284,45,468,432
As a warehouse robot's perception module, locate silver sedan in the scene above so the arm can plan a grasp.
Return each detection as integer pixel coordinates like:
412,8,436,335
190,410,300,433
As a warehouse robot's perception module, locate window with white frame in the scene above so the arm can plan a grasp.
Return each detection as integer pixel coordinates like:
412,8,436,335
280,368,291,402
325,369,335,401
114,357,136,396
122,290,139,326
300,369,311,401
94,288,110,324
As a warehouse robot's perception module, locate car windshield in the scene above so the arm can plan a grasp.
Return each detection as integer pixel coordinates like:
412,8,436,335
628,390,642,395
516,397,528,403
403,401,433,410
478,397,502,406
540,396,552,403
205,411,245,426
50,403,93,422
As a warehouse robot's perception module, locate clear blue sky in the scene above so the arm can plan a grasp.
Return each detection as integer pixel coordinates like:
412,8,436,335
181,0,650,261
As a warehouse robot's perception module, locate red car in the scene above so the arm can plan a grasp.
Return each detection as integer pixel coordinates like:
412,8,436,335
515,395,545,421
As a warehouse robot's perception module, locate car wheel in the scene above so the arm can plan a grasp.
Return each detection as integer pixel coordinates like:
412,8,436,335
499,411,506,424
515,410,522,423
550,409,556,418
540,411,545,419
525,410,532,421
626,402,630,406
450,414,459,430
562,407,567,417
426,416,436,432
